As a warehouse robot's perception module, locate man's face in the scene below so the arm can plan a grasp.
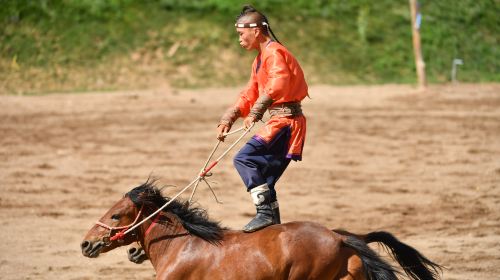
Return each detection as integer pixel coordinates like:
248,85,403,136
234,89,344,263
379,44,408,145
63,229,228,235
236,27,258,50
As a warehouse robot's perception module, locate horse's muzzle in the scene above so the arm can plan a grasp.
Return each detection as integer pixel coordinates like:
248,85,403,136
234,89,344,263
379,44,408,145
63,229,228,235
128,246,148,264
81,240,104,258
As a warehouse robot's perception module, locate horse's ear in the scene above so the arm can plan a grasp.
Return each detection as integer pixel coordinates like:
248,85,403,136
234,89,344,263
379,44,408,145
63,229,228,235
136,192,149,203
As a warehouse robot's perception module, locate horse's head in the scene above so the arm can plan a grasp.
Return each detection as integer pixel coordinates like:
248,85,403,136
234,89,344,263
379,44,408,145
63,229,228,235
81,195,141,258
81,180,223,259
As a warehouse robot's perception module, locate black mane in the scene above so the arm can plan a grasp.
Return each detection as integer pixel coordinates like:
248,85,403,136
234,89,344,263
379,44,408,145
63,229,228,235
126,180,224,244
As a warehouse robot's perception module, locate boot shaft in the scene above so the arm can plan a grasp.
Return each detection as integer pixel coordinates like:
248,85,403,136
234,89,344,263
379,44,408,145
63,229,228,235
250,184,273,205
271,201,281,224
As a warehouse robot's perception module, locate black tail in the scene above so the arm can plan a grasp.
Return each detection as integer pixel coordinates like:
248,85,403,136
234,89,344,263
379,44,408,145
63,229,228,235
365,231,443,280
342,236,398,280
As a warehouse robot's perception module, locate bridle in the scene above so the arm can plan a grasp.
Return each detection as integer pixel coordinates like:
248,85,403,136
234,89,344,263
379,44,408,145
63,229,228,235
95,205,144,245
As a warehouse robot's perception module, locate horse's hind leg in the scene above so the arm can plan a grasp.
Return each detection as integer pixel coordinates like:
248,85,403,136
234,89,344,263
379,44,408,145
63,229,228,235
335,248,365,280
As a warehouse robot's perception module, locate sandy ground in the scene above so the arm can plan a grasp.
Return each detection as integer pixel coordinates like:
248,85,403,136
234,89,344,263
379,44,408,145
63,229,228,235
0,84,499,279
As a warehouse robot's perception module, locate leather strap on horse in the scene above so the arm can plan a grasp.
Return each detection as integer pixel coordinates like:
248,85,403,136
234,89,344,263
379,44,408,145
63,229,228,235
144,213,162,236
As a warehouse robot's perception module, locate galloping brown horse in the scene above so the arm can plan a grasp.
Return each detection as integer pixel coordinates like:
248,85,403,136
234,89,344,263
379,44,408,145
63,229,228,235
81,181,441,280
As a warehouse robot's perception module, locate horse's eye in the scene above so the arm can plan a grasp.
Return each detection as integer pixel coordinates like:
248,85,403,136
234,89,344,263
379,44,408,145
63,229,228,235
111,214,120,220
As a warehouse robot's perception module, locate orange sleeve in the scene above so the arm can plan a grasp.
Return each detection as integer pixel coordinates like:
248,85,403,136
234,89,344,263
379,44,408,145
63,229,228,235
262,49,290,101
234,60,259,117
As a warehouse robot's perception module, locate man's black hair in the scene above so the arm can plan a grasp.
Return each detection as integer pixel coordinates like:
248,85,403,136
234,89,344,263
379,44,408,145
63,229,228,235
236,4,281,44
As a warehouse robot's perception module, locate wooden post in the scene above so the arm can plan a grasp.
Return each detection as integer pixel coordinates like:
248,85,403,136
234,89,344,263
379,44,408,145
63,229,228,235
409,0,426,90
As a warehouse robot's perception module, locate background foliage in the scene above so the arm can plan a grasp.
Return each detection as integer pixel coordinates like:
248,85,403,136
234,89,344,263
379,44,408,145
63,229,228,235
1,0,498,94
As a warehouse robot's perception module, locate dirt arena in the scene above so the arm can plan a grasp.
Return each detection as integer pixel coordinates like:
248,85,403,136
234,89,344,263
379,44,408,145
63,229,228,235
0,84,499,279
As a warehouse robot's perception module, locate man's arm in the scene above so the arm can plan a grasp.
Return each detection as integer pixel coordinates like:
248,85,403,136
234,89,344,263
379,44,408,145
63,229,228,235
217,61,259,140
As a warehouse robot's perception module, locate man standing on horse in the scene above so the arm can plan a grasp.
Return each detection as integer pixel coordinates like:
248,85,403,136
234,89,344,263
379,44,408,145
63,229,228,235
217,5,308,232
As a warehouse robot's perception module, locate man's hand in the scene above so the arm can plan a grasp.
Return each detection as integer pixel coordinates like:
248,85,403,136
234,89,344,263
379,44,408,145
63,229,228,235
217,124,230,141
244,116,256,129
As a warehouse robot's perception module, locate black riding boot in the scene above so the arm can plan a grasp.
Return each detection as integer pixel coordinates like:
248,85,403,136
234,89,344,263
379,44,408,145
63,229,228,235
272,200,281,224
243,184,280,233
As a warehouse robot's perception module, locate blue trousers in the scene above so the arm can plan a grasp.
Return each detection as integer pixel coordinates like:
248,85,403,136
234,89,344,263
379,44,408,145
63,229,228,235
233,127,292,201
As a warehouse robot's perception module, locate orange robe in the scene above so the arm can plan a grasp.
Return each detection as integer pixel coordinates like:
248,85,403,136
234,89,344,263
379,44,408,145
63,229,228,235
234,42,308,160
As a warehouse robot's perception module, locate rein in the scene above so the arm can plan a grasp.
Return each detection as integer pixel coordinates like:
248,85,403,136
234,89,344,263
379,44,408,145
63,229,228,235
144,213,162,236
103,124,254,242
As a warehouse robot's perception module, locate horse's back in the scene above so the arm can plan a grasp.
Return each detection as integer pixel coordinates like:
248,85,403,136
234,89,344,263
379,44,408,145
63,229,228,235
217,221,345,279
278,221,346,277
277,222,364,280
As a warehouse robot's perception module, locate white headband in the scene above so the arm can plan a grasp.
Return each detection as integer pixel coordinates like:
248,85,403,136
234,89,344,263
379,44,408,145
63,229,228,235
235,22,268,28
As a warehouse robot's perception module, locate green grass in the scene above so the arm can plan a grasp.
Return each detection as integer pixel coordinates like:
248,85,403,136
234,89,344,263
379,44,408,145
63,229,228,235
0,0,498,94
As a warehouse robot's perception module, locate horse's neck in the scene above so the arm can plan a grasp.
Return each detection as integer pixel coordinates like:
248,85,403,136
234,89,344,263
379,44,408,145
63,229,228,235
140,212,188,269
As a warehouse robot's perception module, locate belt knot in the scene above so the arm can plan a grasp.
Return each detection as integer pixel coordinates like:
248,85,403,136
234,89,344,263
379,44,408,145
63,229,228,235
268,102,302,117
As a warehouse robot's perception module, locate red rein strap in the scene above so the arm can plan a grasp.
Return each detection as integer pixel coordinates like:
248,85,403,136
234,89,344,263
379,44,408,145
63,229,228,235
144,213,162,236
200,161,219,177
110,229,126,241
